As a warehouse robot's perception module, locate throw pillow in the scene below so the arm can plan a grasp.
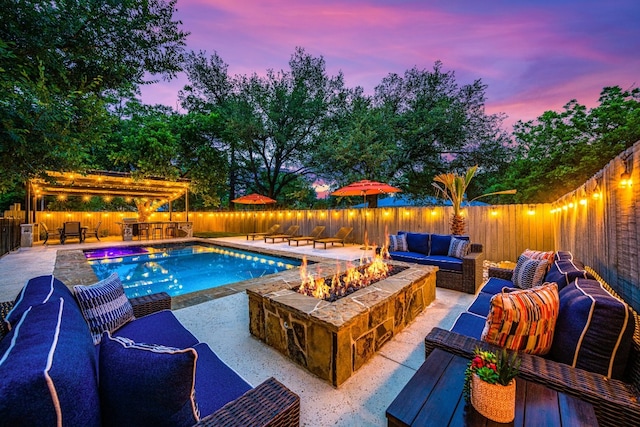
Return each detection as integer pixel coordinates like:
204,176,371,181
512,254,549,289
4,275,76,329
481,282,559,355
389,234,408,252
73,273,134,344
430,234,453,255
403,232,429,254
99,332,200,427
545,259,594,291
448,237,470,259
522,249,555,262
549,278,635,379
0,297,101,426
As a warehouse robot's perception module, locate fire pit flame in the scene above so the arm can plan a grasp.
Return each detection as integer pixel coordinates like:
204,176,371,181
297,243,393,301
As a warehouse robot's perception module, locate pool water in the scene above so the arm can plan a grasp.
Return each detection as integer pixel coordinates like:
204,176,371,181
85,242,301,298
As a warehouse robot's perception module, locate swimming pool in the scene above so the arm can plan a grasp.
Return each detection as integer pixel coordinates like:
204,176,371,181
85,242,302,298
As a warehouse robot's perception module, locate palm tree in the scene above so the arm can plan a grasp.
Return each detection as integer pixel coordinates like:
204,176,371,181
433,166,516,235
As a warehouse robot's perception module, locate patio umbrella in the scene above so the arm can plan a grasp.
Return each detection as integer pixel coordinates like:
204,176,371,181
332,180,401,249
232,193,277,233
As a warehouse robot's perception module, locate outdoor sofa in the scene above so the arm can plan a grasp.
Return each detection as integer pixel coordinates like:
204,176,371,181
0,275,300,427
386,231,484,293
423,251,640,427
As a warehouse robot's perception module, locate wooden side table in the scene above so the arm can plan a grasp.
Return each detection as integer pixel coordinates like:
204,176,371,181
386,348,598,426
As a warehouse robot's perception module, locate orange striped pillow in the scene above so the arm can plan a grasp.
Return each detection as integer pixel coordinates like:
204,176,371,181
481,282,559,355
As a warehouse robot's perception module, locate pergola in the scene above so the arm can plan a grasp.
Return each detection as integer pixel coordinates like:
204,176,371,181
28,171,191,223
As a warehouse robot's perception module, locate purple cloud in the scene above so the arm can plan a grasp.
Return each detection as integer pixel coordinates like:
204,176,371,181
140,0,640,128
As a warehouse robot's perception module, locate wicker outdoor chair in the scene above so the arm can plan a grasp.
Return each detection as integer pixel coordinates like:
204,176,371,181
424,266,640,427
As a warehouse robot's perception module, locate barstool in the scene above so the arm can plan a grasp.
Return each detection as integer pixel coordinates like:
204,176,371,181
151,223,164,240
137,223,150,240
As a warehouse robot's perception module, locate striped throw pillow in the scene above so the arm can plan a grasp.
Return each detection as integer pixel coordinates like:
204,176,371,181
522,249,555,262
74,273,134,344
512,254,548,289
481,282,559,355
448,237,470,259
389,234,408,252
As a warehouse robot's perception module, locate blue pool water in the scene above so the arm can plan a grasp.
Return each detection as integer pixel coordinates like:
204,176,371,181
85,242,301,298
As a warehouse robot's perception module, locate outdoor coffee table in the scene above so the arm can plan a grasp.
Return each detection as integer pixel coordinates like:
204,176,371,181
386,348,598,426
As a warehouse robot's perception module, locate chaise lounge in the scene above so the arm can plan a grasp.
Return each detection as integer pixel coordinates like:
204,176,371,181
0,275,300,426
313,226,353,249
264,225,300,243
288,225,325,246
246,224,280,240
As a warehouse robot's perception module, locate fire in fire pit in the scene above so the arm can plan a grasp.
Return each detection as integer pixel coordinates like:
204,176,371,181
297,249,403,302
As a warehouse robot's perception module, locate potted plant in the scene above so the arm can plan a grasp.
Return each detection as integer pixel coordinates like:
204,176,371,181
464,347,521,423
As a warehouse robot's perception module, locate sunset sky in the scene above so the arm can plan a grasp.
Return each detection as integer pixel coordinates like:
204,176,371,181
140,0,640,129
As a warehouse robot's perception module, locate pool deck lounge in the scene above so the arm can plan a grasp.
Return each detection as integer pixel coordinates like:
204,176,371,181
0,236,473,426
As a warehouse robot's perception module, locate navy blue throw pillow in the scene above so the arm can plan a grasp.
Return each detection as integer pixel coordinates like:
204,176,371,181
549,278,635,379
545,259,594,290
0,297,100,426
99,332,200,427
404,232,430,254
430,234,453,255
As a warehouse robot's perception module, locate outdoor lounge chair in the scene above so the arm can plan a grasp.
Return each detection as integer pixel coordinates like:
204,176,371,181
264,225,300,243
313,227,353,249
40,222,60,245
288,225,326,246
84,221,102,241
60,221,83,244
246,224,280,240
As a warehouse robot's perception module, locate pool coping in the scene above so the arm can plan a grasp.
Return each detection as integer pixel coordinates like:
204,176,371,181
53,238,355,310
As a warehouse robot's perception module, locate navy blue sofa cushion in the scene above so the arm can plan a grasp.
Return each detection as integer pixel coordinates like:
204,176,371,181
4,275,75,327
0,297,100,427
451,312,486,339
467,292,495,317
545,259,595,290
193,343,253,418
399,231,430,254
99,332,199,427
480,277,514,295
549,278,635,380
430,234,453,255
387,252,463,272
116,309,200,349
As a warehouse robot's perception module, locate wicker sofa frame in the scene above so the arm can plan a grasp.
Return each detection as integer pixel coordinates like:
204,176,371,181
437,242,484,294
1,292,300,427
424,266,640,427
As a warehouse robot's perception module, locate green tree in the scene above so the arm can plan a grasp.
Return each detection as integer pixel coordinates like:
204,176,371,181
502,86,640,202
0,0,188,192
181,47,346,202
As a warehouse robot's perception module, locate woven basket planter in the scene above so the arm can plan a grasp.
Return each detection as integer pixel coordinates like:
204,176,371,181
470,374,516,423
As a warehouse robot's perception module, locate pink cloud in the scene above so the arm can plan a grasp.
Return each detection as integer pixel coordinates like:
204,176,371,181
141,0,640,128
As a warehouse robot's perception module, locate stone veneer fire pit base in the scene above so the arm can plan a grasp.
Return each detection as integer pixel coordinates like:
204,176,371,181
247,262,437,387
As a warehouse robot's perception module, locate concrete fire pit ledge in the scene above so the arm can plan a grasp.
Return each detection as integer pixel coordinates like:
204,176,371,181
247,261,437,387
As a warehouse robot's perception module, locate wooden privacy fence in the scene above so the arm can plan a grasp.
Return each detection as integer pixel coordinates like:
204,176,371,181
35,204,554,262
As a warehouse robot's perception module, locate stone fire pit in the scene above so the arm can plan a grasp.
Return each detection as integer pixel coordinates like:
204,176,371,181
247,261,437,386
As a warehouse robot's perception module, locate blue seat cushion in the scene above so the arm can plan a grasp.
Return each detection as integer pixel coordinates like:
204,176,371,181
450,312,486,339
0,297,100,426
549,278,635,379
544,259,594,290
467,292,495,317
430,234,453,255
424,255,463,272
115,310,199,349
99,332,199,427
193,343,253,417
554,251,574,261
5,275,76,327
480,277,514,295
400,232,430,255
388,251,430,264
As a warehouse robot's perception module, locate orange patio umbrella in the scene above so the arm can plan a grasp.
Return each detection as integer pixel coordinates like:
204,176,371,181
231,193,277,205
332,180,401,249
232,193,277,233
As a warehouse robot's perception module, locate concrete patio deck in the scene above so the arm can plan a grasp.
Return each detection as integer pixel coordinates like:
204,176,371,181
0,236,474,426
